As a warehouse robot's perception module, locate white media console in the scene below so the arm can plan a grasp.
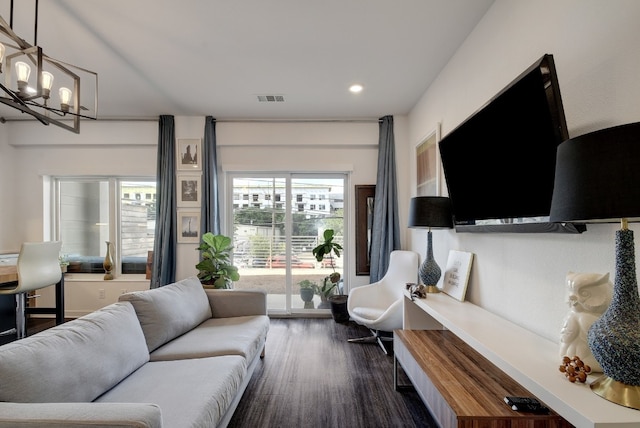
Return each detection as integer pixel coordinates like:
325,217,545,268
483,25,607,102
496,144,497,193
400,290,640,428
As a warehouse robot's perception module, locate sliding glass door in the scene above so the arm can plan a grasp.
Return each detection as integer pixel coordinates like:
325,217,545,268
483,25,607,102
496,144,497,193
228,174,345,314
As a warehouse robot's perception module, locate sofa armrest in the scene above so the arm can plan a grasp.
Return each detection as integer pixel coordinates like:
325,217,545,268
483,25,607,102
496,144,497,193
205,289,267,318
0,402,162,428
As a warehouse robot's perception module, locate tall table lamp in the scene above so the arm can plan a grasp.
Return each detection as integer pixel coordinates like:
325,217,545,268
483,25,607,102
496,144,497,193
549,121,640,410
408,196,453,293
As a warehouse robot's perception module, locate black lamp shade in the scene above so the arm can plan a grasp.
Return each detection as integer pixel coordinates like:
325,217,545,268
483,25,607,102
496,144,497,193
408,196,453,229
550,122,640,223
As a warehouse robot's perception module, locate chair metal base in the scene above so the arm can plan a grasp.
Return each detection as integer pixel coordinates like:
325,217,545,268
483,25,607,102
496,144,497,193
0,292,36,340
15,292,29,339
348,329,393,355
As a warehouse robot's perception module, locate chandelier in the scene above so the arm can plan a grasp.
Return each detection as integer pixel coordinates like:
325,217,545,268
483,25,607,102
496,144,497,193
0,1,97,133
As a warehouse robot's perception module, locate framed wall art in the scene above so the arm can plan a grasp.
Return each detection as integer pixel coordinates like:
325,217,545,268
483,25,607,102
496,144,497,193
177,174,201,207
355,184,375,276
177,138,202,171
416,123,441,196
177,210,201,243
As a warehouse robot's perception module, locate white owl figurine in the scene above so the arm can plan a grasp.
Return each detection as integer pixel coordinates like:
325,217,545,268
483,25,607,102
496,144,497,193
559,271,612,372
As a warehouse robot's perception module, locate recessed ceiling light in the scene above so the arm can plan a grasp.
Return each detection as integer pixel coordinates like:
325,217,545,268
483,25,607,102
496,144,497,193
349,84,364,94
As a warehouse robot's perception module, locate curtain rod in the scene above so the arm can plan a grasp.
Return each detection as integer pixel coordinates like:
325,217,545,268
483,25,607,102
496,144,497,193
2,117,383,124
95,117,383,123
215,118,382,123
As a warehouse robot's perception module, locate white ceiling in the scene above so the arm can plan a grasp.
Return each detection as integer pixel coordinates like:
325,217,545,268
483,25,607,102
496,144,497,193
0,0,494,121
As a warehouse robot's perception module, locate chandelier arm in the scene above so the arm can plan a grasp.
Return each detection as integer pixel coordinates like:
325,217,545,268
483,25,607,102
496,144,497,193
0,97,50,125
0,82,31,107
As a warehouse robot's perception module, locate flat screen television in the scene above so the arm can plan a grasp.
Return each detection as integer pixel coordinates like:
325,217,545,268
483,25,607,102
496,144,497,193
438,54,585,233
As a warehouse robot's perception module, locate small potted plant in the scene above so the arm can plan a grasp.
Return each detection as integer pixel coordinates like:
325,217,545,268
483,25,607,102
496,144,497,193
312,229,348,321
313,279,339,309
195,232,240,289
298,279,316,309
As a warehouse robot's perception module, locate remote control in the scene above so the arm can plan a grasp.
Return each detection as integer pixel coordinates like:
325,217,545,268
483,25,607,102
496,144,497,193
503,396,549,414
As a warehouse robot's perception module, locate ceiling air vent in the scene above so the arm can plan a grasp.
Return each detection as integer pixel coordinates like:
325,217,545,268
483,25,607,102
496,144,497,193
257,95,285,102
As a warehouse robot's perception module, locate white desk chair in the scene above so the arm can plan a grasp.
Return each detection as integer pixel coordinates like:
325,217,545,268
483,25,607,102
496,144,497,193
0,241,62,339
347,250,419,354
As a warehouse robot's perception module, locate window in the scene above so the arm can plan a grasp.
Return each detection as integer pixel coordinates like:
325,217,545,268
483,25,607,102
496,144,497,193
54,177,156,276
229,174,345,314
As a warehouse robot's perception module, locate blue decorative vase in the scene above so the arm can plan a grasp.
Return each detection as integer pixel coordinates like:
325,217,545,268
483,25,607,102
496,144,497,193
588,228,640,409
419,231,441,292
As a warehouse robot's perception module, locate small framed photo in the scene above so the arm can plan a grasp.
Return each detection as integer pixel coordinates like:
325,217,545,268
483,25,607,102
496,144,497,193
177,139,201,171
442,250,474,302
177,210,201,243
177,174,201,207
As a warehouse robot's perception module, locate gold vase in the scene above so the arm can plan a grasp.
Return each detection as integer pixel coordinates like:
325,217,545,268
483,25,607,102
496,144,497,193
103,241,114,280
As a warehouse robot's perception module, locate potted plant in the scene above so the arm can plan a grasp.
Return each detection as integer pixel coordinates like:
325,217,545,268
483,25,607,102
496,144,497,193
298,279,316,309
195,232,240,289
312,229,348,321
310,279,337,309
312,229,343,285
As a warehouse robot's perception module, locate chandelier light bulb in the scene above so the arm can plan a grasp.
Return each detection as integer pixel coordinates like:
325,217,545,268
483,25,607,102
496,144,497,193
59,87,72,112
15,61,31,96
15,61,31,83
41,71,54,99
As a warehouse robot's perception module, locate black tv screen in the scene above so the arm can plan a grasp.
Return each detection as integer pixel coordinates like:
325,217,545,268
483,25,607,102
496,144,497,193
438,54,580,233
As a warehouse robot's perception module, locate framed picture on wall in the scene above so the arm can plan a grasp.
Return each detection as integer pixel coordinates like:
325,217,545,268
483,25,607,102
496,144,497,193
177,210,201,243
416,123,441,196
355,185,375,276
177,139,202,171
177,174,201,207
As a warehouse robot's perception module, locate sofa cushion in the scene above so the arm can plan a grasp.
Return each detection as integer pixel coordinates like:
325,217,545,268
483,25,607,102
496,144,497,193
150,315,270,362
0,302,149,403
96,355,246,428
0,402,163,428
119,276,213,352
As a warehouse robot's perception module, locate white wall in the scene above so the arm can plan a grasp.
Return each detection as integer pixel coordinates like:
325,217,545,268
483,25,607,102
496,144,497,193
407,0,640,342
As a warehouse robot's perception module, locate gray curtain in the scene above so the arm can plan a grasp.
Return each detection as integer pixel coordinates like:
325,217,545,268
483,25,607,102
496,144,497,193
368,115,401,282
200,116,221,235
151,115,177,288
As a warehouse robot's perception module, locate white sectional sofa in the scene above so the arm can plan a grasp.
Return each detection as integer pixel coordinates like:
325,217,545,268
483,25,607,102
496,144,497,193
0,276,269,428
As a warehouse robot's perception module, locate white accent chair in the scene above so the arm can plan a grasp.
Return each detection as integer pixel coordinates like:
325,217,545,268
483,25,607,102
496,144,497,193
347,250,419,354
0,241,62,339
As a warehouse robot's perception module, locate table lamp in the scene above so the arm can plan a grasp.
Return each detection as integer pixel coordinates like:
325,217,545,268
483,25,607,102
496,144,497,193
408,196,453,293
549,121,640,410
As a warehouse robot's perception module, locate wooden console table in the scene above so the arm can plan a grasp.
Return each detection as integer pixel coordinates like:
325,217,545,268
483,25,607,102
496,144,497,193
399,290,640,428
395,329,569,427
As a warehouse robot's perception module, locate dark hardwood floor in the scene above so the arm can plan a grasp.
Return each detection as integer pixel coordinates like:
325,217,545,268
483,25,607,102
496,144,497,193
228,318,437,428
